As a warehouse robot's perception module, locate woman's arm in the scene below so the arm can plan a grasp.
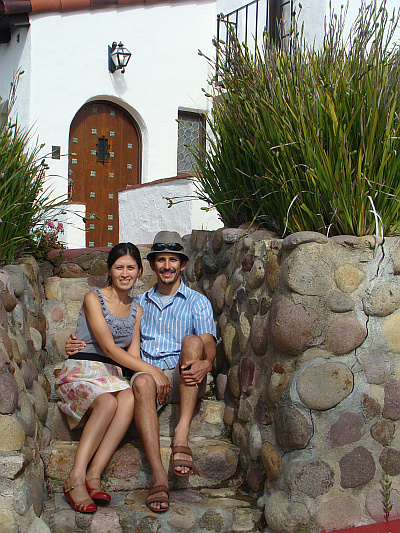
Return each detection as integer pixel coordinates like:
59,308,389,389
125,305,172,402
84,295,171,399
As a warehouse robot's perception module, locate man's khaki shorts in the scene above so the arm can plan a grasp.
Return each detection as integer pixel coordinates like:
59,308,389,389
130,362,206,411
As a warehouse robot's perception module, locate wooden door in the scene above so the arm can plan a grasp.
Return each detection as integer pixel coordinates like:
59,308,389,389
68,101,140,248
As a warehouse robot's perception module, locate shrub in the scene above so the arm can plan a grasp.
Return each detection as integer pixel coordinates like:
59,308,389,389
195,0,400,237
0,72,66,262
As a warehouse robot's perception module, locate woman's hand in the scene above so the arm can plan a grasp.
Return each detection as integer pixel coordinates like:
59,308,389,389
65,334,86,356
149,367,172,404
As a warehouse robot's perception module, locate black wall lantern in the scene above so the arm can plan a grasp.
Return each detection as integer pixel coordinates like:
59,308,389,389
108,41,132,74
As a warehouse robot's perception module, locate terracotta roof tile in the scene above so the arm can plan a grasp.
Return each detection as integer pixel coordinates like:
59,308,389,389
1,0,184,14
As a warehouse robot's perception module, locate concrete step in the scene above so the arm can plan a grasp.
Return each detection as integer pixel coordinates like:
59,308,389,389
41,487,264,533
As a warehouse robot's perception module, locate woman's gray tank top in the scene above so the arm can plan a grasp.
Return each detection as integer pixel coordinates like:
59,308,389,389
75,288,137,356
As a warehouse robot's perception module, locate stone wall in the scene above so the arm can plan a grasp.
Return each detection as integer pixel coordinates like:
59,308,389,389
182,229,400,533
2,230,400,532
0,257,50,533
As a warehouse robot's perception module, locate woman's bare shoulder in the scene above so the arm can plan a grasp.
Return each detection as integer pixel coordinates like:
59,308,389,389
83,289,102,307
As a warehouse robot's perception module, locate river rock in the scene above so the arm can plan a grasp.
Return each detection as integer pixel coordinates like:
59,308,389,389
265,363,288,406
274,406,313,451
196,442,239,481
0,415,25,451
213,227,224,254
358,349,394,384
297,362,353,410
260,442,281,481
266,253,279,293
381,315,400,353
364,281,400,316
44,277,62,301
247,260,265,289
0,292,18,312
325,318,367,355
21,360,38,390
326,292,355,313
379,447,400,476
90,508,122,533
0,509,18,533
249,424,263,460
209,274,227,315
222,228,246,244
365,486,400,522
249,316,268,356
339,446,375,488
31,381,48,423
250,398,266,427
334,264,364,293
282,231,328,250
240,358,259,395
241,254,253,272
246,467,264,492
315,496,361,531
221,323,237,363
264,490,310,533
287,460,334,497
383,381,400,420
280,244,333,296
370,419,395,445
0,301,8,332
329,412,364,447
228,366,240,400
0,371,19,414
223,405,237,427
238,313,251,354
16,391,36,437
268,295,319,356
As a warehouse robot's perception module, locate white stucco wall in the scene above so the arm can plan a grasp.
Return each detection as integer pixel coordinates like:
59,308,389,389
0,27,31,128
23,0,216,203
295,0,400,49
119,178,222,245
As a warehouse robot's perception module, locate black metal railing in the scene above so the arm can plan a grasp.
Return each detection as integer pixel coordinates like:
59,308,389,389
216,0,294,57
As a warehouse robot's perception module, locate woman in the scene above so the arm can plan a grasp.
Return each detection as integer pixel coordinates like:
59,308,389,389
56,242,170,513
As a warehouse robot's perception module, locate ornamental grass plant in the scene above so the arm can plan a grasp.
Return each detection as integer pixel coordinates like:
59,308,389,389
0,73,66,263
195,0,400,237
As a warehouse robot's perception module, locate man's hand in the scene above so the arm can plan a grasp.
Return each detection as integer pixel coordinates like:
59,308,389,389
65,334,86,356
180,359,211,387
149,367,172,404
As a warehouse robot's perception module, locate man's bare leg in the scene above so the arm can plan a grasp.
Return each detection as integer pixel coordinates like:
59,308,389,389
173,335,204,475
132,374,169,511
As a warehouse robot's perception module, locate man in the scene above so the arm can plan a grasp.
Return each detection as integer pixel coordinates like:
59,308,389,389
66,231,216,513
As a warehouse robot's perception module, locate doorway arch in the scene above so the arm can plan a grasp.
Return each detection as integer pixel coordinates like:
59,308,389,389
68,100,141,248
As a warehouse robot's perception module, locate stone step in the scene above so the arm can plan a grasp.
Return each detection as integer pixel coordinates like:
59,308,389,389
41,487,264,533
41,437,242,495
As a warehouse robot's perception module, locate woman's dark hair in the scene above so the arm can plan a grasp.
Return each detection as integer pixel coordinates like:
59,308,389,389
107,242,143,286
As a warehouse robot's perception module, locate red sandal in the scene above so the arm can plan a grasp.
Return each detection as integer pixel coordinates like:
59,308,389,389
85,477,111,503
62,478,97,513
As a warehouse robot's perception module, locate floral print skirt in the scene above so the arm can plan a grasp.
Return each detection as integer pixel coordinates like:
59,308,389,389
56,359,131,429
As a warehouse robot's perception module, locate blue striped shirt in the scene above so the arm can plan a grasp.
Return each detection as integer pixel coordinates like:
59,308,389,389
135,281,216,369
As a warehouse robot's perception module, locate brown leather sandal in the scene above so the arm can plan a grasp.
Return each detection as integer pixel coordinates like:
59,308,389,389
171,443,193,477
146,484,170,512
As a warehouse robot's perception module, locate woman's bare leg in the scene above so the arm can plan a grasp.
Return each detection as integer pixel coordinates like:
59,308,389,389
66,392,118,503
86,388,135,483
